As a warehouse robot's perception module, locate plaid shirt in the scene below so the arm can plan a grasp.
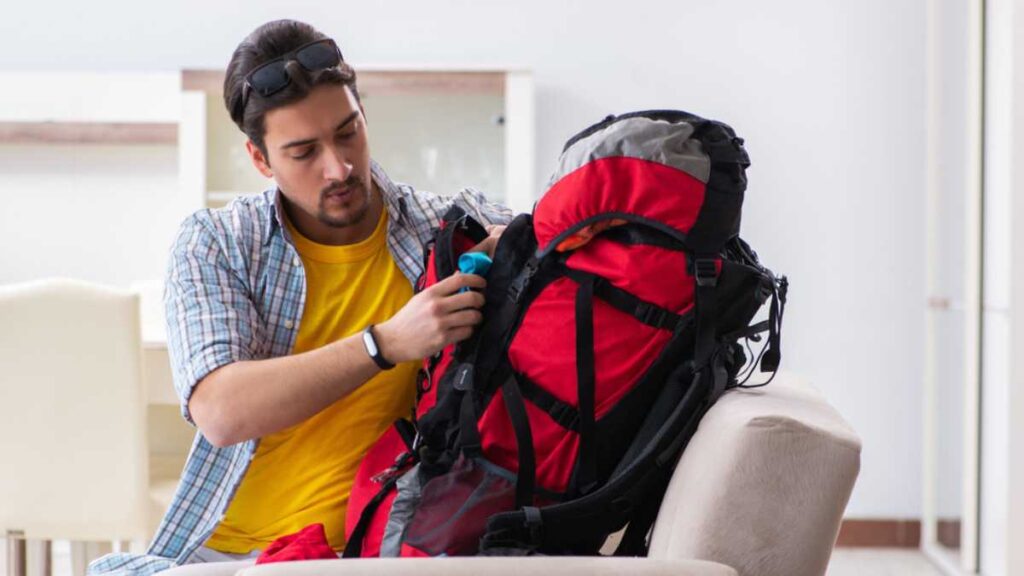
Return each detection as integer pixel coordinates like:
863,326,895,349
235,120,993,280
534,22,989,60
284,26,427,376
88,161,513,575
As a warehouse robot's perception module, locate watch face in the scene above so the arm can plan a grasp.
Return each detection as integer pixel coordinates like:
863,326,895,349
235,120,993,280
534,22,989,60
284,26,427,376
364,329,379,356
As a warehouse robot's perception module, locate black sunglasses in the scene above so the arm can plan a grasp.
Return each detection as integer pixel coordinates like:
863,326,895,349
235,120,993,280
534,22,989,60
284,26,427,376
237,38,344,117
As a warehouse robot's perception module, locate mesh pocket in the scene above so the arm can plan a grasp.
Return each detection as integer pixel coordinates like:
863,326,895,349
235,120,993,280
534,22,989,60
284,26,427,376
401,454,517,556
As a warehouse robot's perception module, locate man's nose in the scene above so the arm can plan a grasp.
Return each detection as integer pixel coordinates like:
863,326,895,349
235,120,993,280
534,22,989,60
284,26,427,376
322,145,353,182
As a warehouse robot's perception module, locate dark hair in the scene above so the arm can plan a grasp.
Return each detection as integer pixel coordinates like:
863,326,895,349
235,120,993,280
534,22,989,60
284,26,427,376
223,19,360,157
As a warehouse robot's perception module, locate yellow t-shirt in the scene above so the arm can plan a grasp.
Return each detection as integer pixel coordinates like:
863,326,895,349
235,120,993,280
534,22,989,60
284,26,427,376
205,205,419,554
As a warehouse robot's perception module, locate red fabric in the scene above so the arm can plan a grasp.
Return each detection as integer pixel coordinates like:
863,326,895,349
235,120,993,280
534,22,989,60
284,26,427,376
345,223,481,556
566,238,693,314
416,344,451,417
255,523,337,565
479,236,694,493
479,390,580,493
533,156,706,252
399,543,431,557
506,277,673,418
415,227,480,417
452,233,479,256
344,426,408,557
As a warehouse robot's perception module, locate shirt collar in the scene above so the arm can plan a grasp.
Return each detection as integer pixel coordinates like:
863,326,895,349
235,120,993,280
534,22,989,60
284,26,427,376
261,159,409,247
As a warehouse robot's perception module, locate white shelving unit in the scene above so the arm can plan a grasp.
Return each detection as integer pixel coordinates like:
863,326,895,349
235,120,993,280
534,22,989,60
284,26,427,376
179,67,535,214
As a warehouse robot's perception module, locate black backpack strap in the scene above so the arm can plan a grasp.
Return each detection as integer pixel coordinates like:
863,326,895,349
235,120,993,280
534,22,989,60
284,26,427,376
454,363,483,455
691,256,727,401
454,369,537,510
516,373,579,431
482,354,714,554
574,275,598,497
760,275,787,373
342,472,401,558
560,266,684,332
612,469,670,556
733,274,788,390
501,373,537,509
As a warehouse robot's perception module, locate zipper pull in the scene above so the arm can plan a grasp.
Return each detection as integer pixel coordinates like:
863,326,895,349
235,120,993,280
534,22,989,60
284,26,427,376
370,451,413,484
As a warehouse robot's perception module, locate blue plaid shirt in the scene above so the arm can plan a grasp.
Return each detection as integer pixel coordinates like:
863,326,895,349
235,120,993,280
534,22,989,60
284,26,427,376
88,161,513,575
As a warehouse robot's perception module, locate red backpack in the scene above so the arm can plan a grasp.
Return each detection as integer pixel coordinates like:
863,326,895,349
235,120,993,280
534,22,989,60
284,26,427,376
344,110,787,558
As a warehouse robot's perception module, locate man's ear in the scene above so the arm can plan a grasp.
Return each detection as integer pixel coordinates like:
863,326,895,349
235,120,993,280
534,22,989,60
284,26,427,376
246,140,274,179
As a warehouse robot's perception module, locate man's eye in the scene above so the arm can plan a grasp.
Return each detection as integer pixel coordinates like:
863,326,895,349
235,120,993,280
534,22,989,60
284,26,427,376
338,130,356,140
293,148,315,160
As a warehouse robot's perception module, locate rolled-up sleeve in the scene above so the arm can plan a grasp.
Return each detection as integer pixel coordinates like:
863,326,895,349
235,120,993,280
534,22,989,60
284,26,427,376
164,213,262,424
451,187,516,227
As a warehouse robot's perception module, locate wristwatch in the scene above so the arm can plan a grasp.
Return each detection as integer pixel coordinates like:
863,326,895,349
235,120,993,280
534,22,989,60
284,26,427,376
362,325,395,370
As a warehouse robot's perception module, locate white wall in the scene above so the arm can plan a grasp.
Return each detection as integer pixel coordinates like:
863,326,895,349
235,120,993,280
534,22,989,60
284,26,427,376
0,144,181,287
0,0,929,518
982,0,1024,572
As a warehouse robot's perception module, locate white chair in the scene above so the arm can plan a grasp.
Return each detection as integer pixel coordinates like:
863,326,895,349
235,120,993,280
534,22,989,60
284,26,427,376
0,279,150,575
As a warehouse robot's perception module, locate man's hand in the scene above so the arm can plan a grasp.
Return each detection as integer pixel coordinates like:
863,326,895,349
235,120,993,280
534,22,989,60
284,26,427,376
375,272,486,363
469,224,507,258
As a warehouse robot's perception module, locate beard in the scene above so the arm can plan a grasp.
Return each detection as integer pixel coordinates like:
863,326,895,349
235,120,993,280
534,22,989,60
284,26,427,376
317,174,372,228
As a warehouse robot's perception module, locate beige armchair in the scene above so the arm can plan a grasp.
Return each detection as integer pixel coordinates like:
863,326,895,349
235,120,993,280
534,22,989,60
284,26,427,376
0,278,167,575
163,373,860,576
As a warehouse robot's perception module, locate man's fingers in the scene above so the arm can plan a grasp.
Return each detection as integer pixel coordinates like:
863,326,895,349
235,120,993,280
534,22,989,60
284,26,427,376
430,272,486,295
468,237,498,257
439,290,485,313
468,225,506,258
445,326,475,345
442,309,483,330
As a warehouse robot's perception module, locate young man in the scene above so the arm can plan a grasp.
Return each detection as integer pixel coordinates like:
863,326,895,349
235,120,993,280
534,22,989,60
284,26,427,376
89,19,512,575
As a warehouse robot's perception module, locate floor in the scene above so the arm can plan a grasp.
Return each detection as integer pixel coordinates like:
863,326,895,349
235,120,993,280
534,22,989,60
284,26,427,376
827,548,945,575
1,544,946,575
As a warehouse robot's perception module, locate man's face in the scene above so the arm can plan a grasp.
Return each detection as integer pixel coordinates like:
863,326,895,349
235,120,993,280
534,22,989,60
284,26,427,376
249,83,374,242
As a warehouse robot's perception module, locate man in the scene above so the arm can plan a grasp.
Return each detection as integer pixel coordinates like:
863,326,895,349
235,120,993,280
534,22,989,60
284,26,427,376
90,19,512,575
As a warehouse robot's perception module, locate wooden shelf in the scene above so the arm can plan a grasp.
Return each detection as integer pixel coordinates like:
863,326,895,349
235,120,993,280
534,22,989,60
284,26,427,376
358,71,504,96
0,121,177,145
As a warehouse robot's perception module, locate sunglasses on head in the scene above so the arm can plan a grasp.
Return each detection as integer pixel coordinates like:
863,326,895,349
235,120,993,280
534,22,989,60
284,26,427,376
237,38,344,116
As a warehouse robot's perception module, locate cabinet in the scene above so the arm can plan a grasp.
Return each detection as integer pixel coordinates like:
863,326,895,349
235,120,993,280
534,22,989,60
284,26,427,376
179,68,534,214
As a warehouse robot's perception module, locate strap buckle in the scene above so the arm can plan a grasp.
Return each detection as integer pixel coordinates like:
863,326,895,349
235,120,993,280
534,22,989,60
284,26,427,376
548,402,580,431
508,259,539,303
522,506,544,543
635,301,667,328
693,258,719,287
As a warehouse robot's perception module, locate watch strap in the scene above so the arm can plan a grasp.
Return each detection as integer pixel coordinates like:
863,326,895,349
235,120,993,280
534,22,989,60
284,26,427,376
363,325,395,370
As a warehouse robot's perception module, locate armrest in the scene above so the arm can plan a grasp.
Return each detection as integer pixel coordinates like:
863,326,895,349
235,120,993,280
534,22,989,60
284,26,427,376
648,372,861,576
237,557,737,576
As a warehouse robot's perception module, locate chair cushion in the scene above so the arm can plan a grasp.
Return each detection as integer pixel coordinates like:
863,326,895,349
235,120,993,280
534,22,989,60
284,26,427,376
647,372,861,576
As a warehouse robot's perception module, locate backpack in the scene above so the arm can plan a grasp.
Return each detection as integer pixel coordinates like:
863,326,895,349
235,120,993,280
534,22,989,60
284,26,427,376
343,109,788,558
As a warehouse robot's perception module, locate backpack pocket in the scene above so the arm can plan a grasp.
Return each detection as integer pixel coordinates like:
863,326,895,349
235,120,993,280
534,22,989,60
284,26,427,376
400,454,516,556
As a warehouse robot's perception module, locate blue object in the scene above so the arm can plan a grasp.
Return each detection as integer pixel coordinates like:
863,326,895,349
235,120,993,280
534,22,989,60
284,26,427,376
458,252,493,276
458,252,493,292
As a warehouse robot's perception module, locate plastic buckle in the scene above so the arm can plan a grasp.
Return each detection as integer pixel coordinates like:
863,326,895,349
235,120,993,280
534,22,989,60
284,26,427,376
694,258,719,287
635,301,666,329
522,506,543,543
509,259,539,303
549,403,579,431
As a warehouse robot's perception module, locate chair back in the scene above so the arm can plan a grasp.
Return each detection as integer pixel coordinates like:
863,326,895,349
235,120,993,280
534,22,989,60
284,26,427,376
0,278,149,541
